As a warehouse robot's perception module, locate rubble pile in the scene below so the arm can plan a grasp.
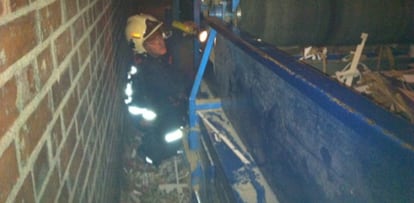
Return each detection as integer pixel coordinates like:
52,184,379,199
358,69,414,122
120,132,191,203
300,42,414,123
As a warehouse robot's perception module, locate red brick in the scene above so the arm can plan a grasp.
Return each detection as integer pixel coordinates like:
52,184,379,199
0,2,4,15
52,68,71,109
0,11,37,72
16,64,37,108
96,102,105,124
105,43,113,60
88,61,95,80
89,51,96,74
106,11,112,24
62,91,79,128
39,167,60,203
87,131,96,152
51,117,63,155
78,0,88,11
89,27,97,49
81,188,89,203
37,45,54,88
88,73,97,99
82,106,93,129
90,156,98,181
83,7,92,28
60,125,77,173
69,143,83,180
81,114,92,142
88,162,97,186
0,78,19,137
39,0,62,40
76,96,88,128
79,37,90,64
10,0,29,11
0,144,19,203
95,1,104,18
73,153,89,197
72,16,84,44
57,181,70,202
33,144,50,193
95,103,103,125
65,0,78,20
93,2,100,20
14,173,35,203
76,70,88,100
88,5,94,22
27,64,37,92
54,29,72,66
96,21,104,41
96,38,103,59
19,95,52,163
79,63,90,90
72,185,82,202
71,52,80,78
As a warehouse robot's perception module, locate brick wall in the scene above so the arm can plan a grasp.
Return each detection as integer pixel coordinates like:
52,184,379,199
0,0,130,202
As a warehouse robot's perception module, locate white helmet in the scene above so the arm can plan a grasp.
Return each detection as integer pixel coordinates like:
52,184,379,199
125,14,163,54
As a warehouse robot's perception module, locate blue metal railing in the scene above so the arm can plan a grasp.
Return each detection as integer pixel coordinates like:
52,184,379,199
187,28,218,203
188,29,218,150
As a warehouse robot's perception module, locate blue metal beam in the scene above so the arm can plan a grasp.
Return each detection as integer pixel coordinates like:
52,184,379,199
189,29,217,150
232,0,240,12
193,0,201,70
204,17,414,146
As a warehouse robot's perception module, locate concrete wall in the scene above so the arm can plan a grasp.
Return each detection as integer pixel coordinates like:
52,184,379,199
0,0,129,202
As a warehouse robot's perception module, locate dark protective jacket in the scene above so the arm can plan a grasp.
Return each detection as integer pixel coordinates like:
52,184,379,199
132,31,194,165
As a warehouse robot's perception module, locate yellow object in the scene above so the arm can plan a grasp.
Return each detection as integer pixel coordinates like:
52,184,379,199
172,21,196,34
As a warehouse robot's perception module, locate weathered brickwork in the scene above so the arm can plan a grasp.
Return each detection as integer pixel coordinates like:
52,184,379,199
0,0,129,202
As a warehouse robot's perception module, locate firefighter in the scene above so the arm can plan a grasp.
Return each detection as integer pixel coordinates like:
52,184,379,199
125,13,195,165
125,13,194,110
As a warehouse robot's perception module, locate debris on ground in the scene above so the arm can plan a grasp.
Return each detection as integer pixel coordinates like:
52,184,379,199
120,132,191,203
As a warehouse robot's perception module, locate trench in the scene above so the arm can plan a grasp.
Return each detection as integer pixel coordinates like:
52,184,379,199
1,0,413,203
